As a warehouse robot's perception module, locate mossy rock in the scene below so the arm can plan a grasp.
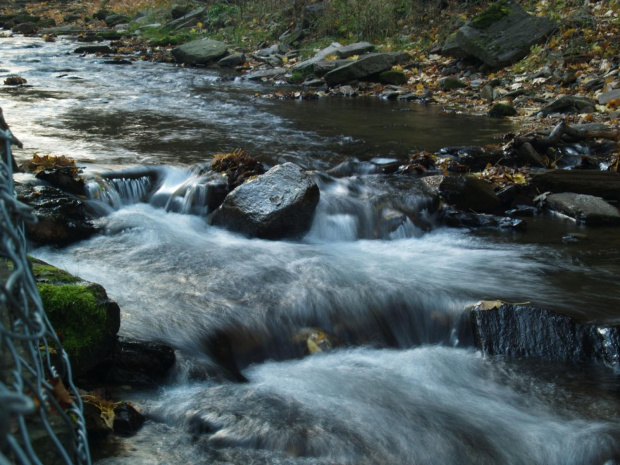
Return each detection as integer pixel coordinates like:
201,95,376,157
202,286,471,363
488,102,517,117
471,0,513,29
379,70,408,85
31,258,120,377
439,77,467,90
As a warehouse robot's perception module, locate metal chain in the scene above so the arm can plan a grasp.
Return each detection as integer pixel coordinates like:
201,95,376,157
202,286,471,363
0,128,91,465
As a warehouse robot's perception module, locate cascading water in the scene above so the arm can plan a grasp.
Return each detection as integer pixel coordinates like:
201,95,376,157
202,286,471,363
3,34,620,465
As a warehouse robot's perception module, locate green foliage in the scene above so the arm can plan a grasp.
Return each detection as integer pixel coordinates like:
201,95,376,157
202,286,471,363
207,2,240,27
38,283,108,357
144,29,198,46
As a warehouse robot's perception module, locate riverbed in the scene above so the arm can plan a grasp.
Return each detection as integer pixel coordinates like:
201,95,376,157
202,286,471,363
2,35,620,464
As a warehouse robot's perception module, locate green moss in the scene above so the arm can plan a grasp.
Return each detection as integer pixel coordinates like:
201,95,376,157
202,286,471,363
471,0,513,30
379,70,408,85
30,260,81,284
488,102,517,117
37,283,108,358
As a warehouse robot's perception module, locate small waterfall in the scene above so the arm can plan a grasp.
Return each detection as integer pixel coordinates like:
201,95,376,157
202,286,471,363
86,175,153,208
307,173,436,242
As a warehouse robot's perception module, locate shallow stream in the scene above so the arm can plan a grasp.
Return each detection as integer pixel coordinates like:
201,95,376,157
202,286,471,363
2,35,620,464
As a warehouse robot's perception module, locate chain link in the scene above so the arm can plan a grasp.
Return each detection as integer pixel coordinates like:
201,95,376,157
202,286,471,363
1,128,91,465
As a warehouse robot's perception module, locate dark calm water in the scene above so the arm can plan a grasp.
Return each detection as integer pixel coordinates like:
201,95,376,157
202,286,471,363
2,35,620,464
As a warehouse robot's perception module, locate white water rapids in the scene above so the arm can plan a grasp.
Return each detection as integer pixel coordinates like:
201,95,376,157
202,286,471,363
2,34,620,464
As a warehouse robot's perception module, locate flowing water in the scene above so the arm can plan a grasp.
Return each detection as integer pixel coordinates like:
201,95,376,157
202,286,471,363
3,35,620,464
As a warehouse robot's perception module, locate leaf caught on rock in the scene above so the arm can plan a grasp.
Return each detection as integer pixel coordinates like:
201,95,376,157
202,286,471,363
50,376,74,409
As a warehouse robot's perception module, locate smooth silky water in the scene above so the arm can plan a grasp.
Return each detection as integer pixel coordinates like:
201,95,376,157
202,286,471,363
2,35,620,464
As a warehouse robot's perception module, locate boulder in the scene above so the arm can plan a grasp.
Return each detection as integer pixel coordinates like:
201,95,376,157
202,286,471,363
15,184,99,246
14,22,36,34
531,170,620,202
244,67,287,81
469,303,619,364
441,32,469,58
437,146,504,171
488,102,517,117
217,52,245,68
324,52,410,87
455,0,556,68
539,95,596,116
210,162,320,239
423,174,501,213
598,89,620,105
379,70,408,85
88,337,176,386
335,41,375,58
164,7,206,30
171,38,227,65
31,258,120,377
439,77,466,90
544,192,620,225
73,45,113,54
113,403,145,436
313,59,351,76
104,14,130,27
293,42,343,74
35,168,86,196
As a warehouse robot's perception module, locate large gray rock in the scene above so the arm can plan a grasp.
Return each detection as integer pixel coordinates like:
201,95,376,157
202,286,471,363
598,89,620,105
324,52,410,87
218,52,245,68
539,95,596,116
423,174,501,214
210,163,320,239
441,32,469,58
165,7,206,30
531,170,620,202
455,0,556,68
313,59,351,76
335,41,375,58
470,303,619,364
293,42,343,74
243,67,287,81
545,192,620,225
171,38,228,65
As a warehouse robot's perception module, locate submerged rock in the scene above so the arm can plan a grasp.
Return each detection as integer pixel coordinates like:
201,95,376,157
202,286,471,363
455,0,556,68
544,192,620,225
209,162,320,239
86,337,176,386
469,303,619,365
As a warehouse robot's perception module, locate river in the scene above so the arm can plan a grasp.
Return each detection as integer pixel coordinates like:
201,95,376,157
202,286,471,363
2,35,620,464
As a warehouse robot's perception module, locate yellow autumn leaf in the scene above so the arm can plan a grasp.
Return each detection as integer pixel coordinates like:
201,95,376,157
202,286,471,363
488,73,495,80
189,28,196,33
392,64,403,71
324,54,338,61
282,56,288,63
512,173,527,185
349,55,359,60
416,83,425,90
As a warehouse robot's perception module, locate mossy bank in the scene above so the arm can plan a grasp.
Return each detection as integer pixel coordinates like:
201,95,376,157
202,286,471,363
31,257,121,378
